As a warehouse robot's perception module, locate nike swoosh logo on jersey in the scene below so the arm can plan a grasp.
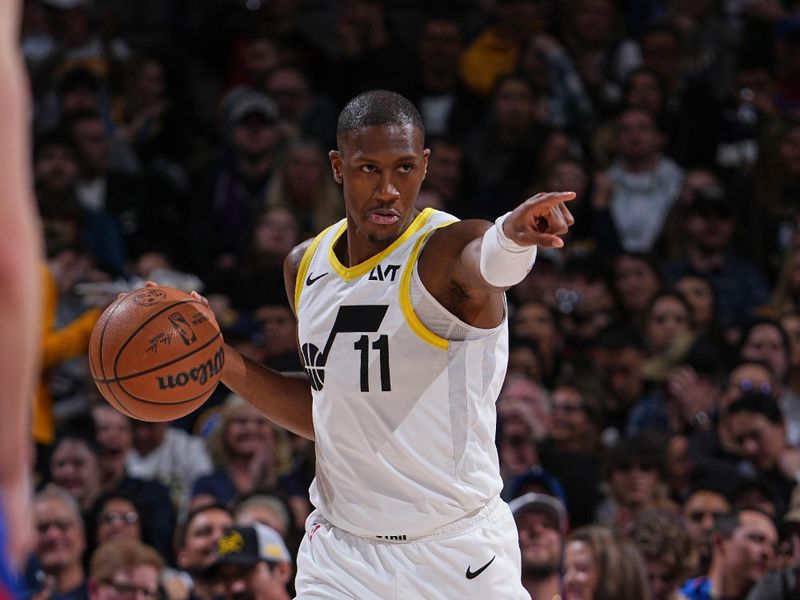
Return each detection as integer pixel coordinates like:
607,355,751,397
465,555,495,580
306,272,328,286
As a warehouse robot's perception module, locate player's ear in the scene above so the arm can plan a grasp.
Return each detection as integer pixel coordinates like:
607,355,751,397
329,150,342,184
422,148,430,179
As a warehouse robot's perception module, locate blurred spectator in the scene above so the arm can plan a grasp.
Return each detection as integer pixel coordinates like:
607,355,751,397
464,74,552,217
27,487,87,600
329,0,409,103
87,538,162,600
674,273,721,343
682,484,733,574
560,0,638,121
511,301,563,387
604,108,684,253
49,417,103,514
643,291,693,357
191,395,293,509
497,373,552,446
746,118,800,274
538,381,604,527
458,0,546,97
663,186,770,333
90,406,176,563
172,504,234,600
254,303,302,372
91,493,143,548
264,65,337,151
562,524,652,600
34,130,126,276
233,495,291,540
205,206,301,313
727,395,797,507
263,140,342,239
736,318,800,443
190,91,284,273
509,492,567,599
609,252,663,327
747,484,800,598
681,509,777,600
593,323,650,435
34,237,103,455
202,524,292,600
126,420,212,514
421,136,472,216
628,510,698,600
110,52,191,168
598,435,678,530
404,13,484,140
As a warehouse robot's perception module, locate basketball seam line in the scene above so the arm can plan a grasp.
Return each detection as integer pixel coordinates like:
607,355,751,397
94,331,223,384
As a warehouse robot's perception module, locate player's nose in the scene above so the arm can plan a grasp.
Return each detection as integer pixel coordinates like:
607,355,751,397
374,172,400,200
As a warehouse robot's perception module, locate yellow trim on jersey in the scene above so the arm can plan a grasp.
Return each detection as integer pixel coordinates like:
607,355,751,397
294,223,337,313
399,220,458,350
328,208,436,281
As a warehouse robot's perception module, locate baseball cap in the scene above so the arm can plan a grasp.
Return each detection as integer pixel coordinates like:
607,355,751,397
508,492,568,535
229,92,279,124
204,523,291,578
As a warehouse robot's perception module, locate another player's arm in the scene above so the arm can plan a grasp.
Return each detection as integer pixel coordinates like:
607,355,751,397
219,241,315,441
419,192,575,327
0,0,42,568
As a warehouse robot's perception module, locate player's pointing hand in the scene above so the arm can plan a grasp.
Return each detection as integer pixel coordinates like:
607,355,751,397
504,191,576,248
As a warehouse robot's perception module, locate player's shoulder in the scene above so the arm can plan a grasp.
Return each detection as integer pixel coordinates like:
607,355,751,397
427,217,493,250
284,239,314,277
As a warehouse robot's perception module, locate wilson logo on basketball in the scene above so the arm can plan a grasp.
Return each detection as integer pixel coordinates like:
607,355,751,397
156,347,225,389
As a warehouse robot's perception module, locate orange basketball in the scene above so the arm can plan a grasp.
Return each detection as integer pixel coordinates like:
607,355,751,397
88,286,224,421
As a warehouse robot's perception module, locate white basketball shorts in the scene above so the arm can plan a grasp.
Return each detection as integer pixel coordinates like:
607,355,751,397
294,496,530,599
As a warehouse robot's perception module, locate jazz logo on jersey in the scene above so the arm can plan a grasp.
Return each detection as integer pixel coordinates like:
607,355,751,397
369,264,400,282
301,305,391,392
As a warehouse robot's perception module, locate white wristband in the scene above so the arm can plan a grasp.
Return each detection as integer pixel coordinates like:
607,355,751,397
479,212,537,287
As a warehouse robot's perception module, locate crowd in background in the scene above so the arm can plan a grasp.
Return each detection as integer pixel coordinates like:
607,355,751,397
23,0,800,598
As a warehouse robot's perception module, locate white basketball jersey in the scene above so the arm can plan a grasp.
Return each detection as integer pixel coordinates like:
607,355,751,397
294,208,508,537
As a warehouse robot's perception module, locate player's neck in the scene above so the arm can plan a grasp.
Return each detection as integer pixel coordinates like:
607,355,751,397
335,225,397,268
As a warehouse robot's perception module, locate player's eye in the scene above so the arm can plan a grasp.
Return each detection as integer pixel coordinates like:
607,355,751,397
360,164,376,173
399,164,413,173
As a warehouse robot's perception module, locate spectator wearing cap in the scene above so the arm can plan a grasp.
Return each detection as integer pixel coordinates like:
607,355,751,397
747,483,800,599
203,524,292,600
509,492,567,599
189,90,284,277
663,184,769,333
681,509,777,600
87,538,162,600
628,511,698,600
682,485,732,575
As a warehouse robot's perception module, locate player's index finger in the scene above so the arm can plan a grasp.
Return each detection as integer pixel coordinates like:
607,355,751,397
525,191,576,210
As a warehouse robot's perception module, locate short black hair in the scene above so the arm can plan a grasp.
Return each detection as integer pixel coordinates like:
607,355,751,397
727,393,783,424
336,90,424,149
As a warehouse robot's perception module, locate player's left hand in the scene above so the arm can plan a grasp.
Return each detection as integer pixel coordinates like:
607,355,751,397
504,191,576,248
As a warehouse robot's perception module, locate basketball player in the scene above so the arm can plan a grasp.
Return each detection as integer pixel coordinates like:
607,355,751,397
0,0,42,595
216,90,574,598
